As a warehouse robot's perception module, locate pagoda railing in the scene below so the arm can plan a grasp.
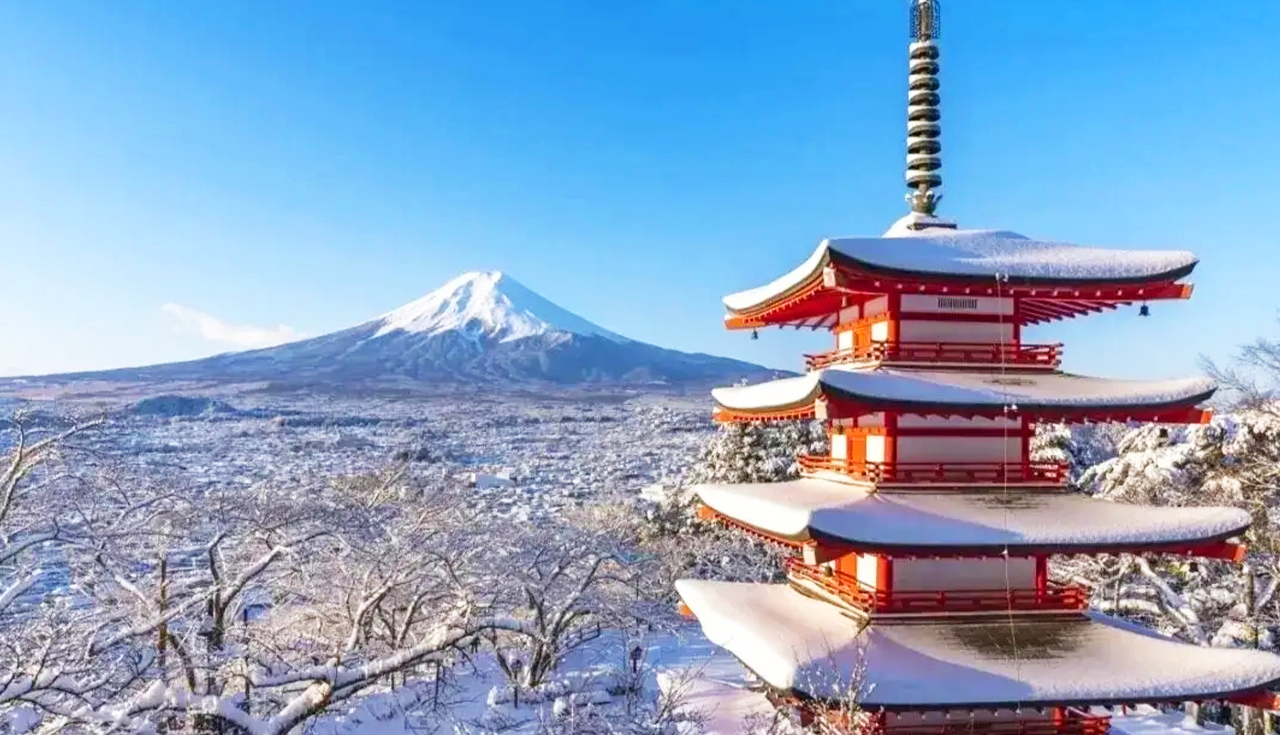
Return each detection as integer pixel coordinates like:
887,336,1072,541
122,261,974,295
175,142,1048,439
786,560,1089,615
797,456,1070,485
871,710,1110,735
805,341,1062,370
773,695,1110,735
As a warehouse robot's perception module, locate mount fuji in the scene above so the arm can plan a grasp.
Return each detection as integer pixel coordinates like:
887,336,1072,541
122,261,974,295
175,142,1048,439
47,271,780,389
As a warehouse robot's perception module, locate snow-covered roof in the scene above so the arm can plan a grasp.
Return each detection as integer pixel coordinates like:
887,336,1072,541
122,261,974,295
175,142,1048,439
711,366,1216,415
694,479,1250,552
675,580,1280,708
659,651,1237,735
723,226,1198,314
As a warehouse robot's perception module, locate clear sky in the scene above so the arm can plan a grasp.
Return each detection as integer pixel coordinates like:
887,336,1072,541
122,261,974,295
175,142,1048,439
1,0,1278,379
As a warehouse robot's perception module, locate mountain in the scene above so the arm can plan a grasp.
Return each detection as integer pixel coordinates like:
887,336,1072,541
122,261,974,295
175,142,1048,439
41,271,781,388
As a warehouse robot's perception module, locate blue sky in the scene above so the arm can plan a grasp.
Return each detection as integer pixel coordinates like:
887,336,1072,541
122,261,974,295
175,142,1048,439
1,0,1277,379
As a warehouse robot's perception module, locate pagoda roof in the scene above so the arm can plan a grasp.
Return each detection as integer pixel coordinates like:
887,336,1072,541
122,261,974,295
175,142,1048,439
712,366,1215,423
675,580,1280,709
694,479,1250,555
723,222,1197,329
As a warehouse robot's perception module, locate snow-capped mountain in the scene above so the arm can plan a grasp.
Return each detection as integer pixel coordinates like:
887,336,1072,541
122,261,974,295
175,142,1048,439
374,271,627,344
46,271,780,388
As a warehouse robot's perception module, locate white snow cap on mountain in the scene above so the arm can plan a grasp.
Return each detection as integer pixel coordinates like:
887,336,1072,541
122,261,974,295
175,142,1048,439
374,270,628,343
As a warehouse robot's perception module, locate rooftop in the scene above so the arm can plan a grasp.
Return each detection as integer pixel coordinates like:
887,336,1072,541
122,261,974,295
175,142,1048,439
694,478,1250,554
725,225,1198,314
711,366,1216,422
676,580,1280,709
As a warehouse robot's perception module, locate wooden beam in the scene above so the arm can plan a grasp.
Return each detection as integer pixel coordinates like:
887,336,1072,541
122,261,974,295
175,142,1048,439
1185,540,1248,562
1228,690,1280,711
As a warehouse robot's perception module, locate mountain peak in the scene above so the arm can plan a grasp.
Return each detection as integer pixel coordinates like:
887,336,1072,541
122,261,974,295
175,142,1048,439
373,270,628,344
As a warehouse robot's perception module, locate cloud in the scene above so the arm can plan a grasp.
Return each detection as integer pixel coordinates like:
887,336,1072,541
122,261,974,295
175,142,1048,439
161,303,304,349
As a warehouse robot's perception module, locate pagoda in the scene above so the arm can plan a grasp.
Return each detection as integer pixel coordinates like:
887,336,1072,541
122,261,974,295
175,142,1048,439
676,2,1280,733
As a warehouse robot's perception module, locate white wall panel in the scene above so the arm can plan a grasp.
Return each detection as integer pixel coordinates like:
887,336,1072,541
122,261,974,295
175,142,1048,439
894,557,1035,591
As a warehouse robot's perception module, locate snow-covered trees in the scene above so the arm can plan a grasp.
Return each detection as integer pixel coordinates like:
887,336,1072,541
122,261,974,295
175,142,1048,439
624,419,806,595
1030,422,1123,491
0,421,574,733
687,420,826,486
1056,410,1280,649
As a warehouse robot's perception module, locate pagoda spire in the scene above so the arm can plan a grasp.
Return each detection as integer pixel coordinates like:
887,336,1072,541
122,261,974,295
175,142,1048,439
906,0,943,218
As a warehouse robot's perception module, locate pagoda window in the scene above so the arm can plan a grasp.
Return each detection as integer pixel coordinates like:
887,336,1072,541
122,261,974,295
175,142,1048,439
865,434,889,464
836,329,854,351
853,553,881,590
830,432,849,462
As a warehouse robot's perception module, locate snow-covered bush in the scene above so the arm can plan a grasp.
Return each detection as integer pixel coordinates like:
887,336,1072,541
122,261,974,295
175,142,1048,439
687,420,826,486
1030,422,1124,490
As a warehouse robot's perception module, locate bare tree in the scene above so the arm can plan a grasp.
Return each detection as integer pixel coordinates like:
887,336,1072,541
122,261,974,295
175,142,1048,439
487,517,634,692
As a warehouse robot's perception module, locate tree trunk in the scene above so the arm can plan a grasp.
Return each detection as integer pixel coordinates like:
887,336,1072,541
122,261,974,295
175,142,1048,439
1236,704,1267,735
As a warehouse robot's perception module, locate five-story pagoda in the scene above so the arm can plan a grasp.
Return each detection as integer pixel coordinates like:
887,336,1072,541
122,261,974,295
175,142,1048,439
676,2,1280,733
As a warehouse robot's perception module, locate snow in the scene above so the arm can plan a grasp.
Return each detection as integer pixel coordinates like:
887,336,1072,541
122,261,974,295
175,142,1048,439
675,580,1280,707
711,365,1216,413
470,470,514,489
723,241,831,314
722,225,1198,313
1110,706,1234,735
374,270,629,343
659,655,1240,735
693,479,1251,551
656,651,786,735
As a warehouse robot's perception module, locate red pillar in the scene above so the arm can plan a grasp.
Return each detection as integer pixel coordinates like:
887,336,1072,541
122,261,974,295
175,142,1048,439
877,556,894,611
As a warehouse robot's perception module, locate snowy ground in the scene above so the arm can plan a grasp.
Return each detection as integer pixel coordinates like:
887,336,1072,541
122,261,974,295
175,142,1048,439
301,624,752,735
10,387,716,521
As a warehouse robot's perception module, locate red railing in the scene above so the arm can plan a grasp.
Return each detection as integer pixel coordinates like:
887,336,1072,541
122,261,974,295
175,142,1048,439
797,456,1069,485
786,559,1089,615
873,711,1110,735
775,694,1111,735
805,342,1062,370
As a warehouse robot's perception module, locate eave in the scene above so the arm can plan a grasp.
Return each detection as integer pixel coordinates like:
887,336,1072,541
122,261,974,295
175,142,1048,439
725,264,1195,331
695,503,1249,562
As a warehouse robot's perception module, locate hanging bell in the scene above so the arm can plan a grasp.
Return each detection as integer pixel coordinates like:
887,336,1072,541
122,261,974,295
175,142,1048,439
1138,304,1150,317
751,329,759,340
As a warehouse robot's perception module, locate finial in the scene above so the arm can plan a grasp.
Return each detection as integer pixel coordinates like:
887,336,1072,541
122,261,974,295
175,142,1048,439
906,0,943,219
911,0,940,42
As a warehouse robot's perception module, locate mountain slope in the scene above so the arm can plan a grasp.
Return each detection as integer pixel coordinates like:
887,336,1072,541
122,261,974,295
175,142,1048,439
44,271,781,387
375,270,627,344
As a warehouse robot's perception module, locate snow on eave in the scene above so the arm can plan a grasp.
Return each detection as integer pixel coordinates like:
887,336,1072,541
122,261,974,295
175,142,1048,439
711,367,1217,414
722,240,831,314
711,373,819,414
719,227,1199,316
831,228,1200,286
693,479,1251,552
677,580,1280,709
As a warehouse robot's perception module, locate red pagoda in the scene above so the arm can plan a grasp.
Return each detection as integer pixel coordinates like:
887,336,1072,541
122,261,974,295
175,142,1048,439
676,2,1280,733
